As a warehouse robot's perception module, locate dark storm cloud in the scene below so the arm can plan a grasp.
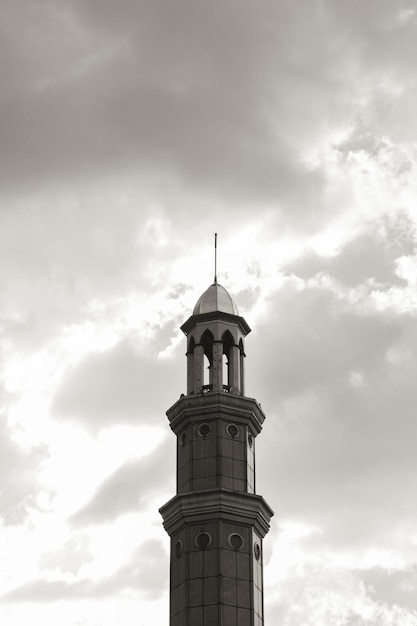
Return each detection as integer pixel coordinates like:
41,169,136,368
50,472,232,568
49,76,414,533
3,0,415,216
52,337,183,431
0,0,312,202
70,437,173,525
3,539,167,602
0,198,149,352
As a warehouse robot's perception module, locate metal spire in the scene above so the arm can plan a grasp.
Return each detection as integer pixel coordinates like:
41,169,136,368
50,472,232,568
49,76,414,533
214,233,218,283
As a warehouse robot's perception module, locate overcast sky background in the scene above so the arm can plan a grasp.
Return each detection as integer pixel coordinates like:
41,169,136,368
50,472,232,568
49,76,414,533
1,1,417,624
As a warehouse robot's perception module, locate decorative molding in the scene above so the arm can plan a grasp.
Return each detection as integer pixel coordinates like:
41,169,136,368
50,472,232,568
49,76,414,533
181,310,251,337
160,489,274,539
167,392,266,436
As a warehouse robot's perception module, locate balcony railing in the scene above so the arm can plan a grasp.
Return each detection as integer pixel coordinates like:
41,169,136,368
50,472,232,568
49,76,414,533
202,384,230,393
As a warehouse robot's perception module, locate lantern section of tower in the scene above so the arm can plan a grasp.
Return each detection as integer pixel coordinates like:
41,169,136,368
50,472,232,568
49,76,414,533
160,281,274,626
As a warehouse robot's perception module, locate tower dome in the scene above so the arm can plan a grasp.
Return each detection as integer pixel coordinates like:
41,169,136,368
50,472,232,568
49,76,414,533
193,281,239,316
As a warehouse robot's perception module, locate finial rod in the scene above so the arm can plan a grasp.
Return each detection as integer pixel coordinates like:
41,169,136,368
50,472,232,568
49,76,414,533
214,233,217,283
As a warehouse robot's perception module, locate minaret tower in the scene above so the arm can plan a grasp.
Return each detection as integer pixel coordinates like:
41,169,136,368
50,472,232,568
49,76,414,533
160,271,274,625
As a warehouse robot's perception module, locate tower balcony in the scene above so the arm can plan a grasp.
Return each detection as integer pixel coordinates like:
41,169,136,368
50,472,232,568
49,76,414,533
166,391,266,437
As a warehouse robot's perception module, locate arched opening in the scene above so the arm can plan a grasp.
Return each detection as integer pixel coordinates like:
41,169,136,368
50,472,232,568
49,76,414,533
204,354,211,387
201,329,214,362
222,353,229,389
222,330,234,391
201,330,214,392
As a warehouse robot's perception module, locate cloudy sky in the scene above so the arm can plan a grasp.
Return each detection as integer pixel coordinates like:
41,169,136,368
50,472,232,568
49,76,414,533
1,0,417,624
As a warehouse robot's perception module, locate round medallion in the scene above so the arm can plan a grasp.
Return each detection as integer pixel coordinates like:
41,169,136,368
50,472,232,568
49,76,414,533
198,423,212,438
248,433,253,448
226,423,239,438
179,431,188,446
195,532,213,550
254,542,261,561
228,533,244,551
175,540,184,558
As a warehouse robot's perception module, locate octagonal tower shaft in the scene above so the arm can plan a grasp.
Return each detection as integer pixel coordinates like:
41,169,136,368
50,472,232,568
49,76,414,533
160,283,273,626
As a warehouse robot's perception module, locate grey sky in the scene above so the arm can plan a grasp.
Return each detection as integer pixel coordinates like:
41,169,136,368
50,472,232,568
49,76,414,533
1,1,417,625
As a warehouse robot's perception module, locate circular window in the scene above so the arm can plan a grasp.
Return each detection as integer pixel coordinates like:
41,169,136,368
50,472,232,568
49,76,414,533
179,431,188,446
226,423,239,438
248,433,253,448
175,540,184,559
198,423,212,438
195,532,212,550
228,533,244,551
254,543,261,561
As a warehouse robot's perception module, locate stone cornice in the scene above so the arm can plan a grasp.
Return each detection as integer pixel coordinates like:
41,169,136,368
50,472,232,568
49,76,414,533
159,489,274,538
166,392,266,435
181,311,251,337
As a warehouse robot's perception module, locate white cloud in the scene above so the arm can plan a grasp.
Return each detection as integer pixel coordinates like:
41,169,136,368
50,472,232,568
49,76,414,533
3,538,168,602
0,405,49,525
266,560,417,626
40,534,93,575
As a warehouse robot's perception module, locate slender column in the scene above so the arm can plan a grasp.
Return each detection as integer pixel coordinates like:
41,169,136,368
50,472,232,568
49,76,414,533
194,344,204,393
186,349,194,394
212,341,223,391
229,345,241,392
